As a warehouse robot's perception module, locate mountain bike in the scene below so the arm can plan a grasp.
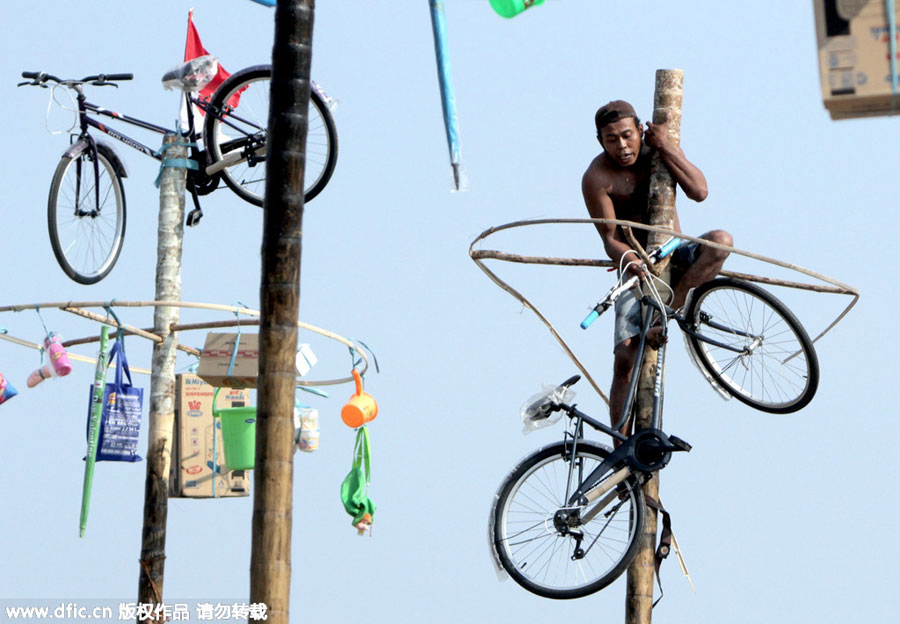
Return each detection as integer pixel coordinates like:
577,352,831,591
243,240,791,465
19,58,338,284
489,238,819,598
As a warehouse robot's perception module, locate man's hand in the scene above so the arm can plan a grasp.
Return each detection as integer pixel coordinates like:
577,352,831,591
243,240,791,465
623,258,648,281
644,114,671,151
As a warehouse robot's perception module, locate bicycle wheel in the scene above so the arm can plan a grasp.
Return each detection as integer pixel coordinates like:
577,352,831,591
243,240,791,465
48,147,126,285
203,65,338,207
685,277,819,413
491,441,645,599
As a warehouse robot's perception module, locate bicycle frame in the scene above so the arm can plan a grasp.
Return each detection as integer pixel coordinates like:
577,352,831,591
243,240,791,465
67,85,225,224
80,100,173,161
557,296,687,527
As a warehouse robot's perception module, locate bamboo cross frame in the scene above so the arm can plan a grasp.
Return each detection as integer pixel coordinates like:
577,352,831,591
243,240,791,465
0,300,369,386
469,217,860,404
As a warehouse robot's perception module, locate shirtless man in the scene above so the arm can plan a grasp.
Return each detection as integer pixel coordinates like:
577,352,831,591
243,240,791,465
581,100,732,437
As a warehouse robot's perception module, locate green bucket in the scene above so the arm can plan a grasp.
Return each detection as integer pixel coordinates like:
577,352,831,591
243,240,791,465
490,0,544,18
213,388,256,470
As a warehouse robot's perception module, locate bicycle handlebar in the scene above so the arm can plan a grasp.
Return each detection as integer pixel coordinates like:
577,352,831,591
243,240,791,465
580,276,638,329
580,309,602,330
580,237,685,330
18,71,133,87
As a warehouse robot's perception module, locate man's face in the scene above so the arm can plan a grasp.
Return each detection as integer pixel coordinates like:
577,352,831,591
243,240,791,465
599,117,642,167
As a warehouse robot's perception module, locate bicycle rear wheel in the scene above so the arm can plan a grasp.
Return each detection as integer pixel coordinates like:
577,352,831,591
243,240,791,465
203,65,338,207
491,441,644,599
685,277,819,413
48,148,126,285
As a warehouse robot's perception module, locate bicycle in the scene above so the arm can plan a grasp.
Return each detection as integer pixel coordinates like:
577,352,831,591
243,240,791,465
489,237,819,598
19,57,338,284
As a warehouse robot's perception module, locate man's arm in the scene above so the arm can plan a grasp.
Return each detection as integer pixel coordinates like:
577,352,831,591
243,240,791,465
582,167,645,277
643,116,708,202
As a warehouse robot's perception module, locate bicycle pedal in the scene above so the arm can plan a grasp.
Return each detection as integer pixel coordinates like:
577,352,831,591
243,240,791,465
186,208,203,227
667,435,692,452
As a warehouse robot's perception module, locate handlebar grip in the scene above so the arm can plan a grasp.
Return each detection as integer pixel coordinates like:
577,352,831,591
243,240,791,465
657,236,684,258
580,309,600,330
21,71,40,80
104,73,133,81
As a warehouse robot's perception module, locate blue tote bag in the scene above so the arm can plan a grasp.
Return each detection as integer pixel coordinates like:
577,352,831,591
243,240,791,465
89,339,144,462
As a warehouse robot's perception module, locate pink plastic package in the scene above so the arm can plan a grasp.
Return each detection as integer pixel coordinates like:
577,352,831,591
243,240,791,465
27,333,73,388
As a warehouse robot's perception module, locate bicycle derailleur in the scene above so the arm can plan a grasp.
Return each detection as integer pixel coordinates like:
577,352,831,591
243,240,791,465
552,507,588,560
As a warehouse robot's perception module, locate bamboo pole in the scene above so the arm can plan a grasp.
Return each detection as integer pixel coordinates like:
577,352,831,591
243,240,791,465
250,1,314,621
137,132,186,620
626,69,683,624
469,248,854,293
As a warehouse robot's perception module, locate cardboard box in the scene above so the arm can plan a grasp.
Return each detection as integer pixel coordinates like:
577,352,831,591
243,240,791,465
295,343,317,377
197,333,260,389
814,0,900,119
197,333,318,388
170,374,251,498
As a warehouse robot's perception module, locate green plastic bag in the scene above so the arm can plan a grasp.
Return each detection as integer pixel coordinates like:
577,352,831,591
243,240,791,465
340,426,375,535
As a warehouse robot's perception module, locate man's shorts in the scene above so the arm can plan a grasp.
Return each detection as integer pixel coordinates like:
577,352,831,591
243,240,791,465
613,241,701,349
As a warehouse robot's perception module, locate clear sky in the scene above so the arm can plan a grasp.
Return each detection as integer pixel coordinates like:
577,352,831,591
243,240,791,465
1,1,898,623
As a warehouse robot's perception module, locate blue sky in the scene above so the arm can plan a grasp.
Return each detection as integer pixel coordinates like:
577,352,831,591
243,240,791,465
1,2,898,623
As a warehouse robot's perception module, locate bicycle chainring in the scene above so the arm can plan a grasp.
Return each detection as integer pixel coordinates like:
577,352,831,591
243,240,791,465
626,428,673,473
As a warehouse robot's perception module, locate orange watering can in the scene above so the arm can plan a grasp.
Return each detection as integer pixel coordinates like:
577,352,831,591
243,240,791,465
341,369,377,428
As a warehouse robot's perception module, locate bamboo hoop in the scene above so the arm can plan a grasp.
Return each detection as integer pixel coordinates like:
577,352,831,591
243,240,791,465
0,300,368,386
469,218,860,404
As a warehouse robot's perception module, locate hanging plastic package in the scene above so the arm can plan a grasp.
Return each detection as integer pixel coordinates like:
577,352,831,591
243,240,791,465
27,332,73,387
294,403,319,453
89,338,144,462
0,373,18,405
340,426,376,535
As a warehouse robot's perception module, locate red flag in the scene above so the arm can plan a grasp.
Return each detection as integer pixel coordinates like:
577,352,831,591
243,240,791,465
185,10,240,107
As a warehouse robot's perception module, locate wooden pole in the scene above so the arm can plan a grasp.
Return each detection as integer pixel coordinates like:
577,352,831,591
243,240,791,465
250,1,314,621
137,133,185,620
625,69,683,624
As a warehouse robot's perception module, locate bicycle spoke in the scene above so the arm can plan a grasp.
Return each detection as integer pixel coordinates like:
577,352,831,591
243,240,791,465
49,152,125,284
688,279,817,412
493,443,643,597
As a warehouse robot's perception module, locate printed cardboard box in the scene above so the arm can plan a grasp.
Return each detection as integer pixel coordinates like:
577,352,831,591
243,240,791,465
814,0,900,119
170,374,251,498
196,333,260,389
196,332,318,388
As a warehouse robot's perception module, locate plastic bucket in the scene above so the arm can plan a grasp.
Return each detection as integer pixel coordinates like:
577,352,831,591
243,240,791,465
213,389,256,470
490,0,544,18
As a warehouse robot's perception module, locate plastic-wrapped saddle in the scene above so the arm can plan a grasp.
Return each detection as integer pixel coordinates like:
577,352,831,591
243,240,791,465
519,384,574,434
161,55,218,93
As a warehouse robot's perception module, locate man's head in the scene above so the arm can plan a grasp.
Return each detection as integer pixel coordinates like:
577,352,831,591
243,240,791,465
595,100,642,167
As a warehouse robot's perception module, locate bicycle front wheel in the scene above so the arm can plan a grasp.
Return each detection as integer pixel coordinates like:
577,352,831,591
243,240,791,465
686,277,819,413
203,65,338,207
491,442,645,599
48,148,126,285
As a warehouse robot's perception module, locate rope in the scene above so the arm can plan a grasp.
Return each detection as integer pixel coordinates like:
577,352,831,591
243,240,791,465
34,305,50,365
469,218,860,405
34,304,50,337
138,555,166,606
153,134,198,188
226,305,243,378
889,0,898,113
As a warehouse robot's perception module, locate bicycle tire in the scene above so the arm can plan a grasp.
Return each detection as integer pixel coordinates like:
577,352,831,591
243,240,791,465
491,441,645,599
48,147,126,285
685,277,819,413
203,65,338,207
